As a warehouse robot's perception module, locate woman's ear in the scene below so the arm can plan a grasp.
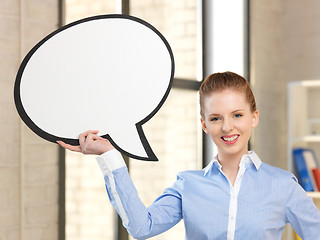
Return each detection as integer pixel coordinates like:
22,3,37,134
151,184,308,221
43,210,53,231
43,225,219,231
251,110,259,128
200,117,208,134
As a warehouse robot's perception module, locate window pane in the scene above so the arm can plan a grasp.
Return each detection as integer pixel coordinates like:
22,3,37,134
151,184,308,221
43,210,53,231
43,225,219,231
131,0,199,80
65,1,117,240
65,0,117,23
129,88,202,240
66,153,115,240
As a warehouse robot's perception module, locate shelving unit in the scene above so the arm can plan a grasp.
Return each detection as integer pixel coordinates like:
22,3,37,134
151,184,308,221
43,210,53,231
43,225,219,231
307,191,320,198
287,80,320,239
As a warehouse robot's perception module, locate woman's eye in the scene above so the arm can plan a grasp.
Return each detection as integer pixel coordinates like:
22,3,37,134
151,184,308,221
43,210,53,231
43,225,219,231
210,117,220,122
234,114,242,118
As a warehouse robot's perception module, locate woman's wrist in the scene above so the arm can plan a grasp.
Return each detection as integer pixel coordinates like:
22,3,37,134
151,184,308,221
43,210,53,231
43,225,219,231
96,149,127,173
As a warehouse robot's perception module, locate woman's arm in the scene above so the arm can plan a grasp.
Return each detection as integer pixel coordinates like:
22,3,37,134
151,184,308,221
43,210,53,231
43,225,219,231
98,150,183,239
58,131,183,239
286,178,320,240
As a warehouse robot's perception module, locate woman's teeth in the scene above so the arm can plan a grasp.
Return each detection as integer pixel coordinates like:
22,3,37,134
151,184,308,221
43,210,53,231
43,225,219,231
222,135,238,142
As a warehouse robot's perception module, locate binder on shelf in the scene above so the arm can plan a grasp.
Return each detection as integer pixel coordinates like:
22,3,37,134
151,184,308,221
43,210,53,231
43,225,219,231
312,168,320,190
303,149,319,191
294,230,302,240
293,148,319,191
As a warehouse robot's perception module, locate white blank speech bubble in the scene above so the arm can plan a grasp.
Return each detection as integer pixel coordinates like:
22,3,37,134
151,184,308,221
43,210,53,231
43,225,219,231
14,14,174,161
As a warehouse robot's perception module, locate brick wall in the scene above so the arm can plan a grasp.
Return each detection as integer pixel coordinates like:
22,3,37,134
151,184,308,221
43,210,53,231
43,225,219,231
65,0,116,23
0,0,60,239
65,152,114,240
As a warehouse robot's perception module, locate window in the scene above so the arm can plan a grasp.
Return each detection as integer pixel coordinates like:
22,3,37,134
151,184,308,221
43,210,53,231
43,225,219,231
128,1,202,239
64,2,117,240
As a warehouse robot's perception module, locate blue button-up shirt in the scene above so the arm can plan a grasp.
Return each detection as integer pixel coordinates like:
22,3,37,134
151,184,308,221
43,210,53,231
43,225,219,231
97,150,320,240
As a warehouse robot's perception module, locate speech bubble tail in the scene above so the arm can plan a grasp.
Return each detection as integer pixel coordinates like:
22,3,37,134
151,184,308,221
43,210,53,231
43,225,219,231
107,125,158,161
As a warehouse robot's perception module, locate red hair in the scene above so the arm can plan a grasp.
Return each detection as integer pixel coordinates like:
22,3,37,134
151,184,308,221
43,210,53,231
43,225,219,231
199,71,256,117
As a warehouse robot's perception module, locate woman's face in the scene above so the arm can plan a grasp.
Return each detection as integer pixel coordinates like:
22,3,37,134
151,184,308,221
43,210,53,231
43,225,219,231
200,89,259,158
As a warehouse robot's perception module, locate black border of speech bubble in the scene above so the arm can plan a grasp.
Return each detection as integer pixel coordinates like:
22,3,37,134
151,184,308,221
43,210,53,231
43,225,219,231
14,14,174,161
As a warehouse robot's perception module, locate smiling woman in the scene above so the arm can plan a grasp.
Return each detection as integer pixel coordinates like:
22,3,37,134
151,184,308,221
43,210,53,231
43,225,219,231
59,71,320,240
199,72,259,184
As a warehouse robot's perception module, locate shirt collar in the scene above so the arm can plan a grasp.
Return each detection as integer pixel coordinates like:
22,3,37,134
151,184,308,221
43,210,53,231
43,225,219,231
203,151,262,176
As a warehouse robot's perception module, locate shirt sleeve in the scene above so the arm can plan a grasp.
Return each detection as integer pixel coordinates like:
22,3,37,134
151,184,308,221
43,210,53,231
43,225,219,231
96,150,183,239
96,149,127,173
286,176,320,240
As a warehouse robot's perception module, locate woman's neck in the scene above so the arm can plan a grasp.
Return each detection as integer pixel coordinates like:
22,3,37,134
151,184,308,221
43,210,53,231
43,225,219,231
218,150,247,168
217,150,248,186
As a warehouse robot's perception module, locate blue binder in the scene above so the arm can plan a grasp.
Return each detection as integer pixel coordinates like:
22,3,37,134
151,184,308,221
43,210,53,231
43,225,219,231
293,148,314,191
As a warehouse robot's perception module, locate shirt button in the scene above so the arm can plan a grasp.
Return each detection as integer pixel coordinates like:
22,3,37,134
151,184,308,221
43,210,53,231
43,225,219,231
230,216,234,220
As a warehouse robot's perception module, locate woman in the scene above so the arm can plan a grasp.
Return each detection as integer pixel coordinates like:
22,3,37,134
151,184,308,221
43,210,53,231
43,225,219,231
58,72,320,239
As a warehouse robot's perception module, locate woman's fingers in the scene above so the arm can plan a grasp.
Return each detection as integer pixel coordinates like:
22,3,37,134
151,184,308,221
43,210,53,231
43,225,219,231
79,130,99,147
81,130,99,137
57,140,82,152
92,134,105,141
58,130,112,155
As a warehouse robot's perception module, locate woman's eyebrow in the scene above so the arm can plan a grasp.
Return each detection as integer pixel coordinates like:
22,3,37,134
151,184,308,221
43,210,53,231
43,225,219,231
208,110,245,116
207,113,221,117
231,109,245,113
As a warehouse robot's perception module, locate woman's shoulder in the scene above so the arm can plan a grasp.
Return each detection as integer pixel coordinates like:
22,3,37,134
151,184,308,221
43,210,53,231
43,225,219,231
164,169,206,194
177,169,206,179
174,169,209,187
259,162,298,183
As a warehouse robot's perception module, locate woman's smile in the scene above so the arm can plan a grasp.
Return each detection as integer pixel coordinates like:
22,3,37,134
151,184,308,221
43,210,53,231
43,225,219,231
221,134,239,145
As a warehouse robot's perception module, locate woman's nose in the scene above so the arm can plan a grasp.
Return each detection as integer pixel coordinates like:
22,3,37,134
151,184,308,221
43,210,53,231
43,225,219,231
222,119,233,132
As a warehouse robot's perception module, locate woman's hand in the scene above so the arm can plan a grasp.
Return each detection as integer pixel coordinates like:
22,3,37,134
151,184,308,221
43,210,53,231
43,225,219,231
57,130,115,155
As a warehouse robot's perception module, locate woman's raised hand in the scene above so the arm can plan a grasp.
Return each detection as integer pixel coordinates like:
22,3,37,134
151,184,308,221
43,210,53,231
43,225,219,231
57,130,115,155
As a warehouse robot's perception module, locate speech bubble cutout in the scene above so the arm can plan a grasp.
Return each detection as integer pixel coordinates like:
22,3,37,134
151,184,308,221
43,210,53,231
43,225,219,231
14,14,174,161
